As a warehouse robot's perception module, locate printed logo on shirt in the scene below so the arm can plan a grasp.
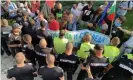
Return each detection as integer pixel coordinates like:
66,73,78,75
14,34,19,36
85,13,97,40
35,51,47,57
90,63,108,67
119,63,133,74
60,59,76,64
84,10,91,16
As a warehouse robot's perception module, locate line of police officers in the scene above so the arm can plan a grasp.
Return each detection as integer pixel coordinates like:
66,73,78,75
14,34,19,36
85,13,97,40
1,20,133,80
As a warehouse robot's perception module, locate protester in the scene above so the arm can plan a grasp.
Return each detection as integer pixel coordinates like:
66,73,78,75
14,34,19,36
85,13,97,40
104,37,120,63
116,0,132,17
57,42,80,80
28,0,40,14
48,13,60,31
35,12,48,30
77,34,95,60
53,2,62,19
22,34,36,65
8,23,22,57
1,19,12,56
2,0,18,18
77,44,109,80
81,1,94,22
53,30,68,54
38,54,65,80
118,27,133,55
7,52,37,80
35,39,52,67
65,13,77,31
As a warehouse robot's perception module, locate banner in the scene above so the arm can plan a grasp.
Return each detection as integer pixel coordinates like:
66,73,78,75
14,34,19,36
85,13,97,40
48,29,110,47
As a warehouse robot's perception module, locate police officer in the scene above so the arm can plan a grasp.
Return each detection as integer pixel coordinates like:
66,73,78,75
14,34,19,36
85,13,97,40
102,51,133,80
8,23,22,57
36,20,53,48
7,52,37,80
104,37,120,63
22,34,36,65
57,42,80,80
38,54,64,80
1,19,12,55
35,39,52,67
77,44,109,80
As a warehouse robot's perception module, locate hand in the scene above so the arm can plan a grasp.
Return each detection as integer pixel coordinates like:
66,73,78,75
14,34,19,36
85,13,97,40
16,44,21,47
85,65,91,73
88,23,93,28
81,64,86,70
117,27,122,30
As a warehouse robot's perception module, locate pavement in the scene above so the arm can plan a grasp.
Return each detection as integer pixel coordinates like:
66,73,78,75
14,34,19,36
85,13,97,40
1,53,81,80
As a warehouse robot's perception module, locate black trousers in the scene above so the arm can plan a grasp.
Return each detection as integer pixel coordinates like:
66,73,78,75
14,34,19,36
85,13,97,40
77,70,88,80
66,71,73,80
1,37,11,56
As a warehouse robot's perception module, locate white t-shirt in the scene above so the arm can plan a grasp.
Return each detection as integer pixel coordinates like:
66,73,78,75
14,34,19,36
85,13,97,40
71,8,81,23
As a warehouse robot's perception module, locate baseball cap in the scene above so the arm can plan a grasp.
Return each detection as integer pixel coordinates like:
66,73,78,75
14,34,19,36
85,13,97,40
12,23,22,29
94,44,104,50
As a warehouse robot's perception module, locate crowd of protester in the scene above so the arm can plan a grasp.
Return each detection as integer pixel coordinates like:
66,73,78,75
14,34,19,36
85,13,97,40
1,0,133,80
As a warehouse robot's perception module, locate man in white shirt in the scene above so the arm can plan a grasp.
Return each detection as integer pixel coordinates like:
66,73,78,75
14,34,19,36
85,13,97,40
71,3,82,23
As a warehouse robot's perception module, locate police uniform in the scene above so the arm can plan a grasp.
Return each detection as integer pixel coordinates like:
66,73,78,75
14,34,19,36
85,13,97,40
7,63,37,80
77,54,109,80
102,58,133,80
57,53,80,80
1,26,12,55
34,45,52,67
36,29,53,48
22,42,36,65
8,33,22,57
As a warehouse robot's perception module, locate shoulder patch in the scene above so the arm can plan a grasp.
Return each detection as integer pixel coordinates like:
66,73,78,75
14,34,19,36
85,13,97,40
27,63,33,65
40,66,45,68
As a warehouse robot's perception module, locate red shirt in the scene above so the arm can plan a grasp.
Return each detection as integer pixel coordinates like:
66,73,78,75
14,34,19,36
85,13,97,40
49,20,60,31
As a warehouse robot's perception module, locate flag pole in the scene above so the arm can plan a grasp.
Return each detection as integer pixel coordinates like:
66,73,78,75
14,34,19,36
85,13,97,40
109,20,114,38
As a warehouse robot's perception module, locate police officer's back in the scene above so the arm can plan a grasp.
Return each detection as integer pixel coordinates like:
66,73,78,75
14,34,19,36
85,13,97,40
1,19,12,55
35,39,52,67
57,42,80,80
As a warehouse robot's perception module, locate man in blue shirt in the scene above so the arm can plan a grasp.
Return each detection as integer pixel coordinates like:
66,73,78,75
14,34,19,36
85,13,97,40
2,0,18,18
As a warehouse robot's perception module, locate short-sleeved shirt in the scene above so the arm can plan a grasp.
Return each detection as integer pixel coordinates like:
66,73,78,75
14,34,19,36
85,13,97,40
1,26,12,38
38,66,64,80
85,55,109,76
34,45,52,66
81,5,94,22
117,1,132,16
102,58,133,80
7,64,37,80
49,20,60,31
8,33,22,45
57,53,80,72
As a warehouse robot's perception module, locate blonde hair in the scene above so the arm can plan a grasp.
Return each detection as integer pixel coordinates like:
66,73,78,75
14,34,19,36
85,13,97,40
39,39,47,48
111,37,120,46
83,34,92,42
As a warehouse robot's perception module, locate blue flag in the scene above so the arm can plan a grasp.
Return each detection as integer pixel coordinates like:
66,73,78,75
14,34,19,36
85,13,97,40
98,2,111,26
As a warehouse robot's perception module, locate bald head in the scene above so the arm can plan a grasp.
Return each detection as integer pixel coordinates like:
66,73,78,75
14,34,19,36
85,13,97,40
15,52,25,64
46,54,55,65
39,39,47,48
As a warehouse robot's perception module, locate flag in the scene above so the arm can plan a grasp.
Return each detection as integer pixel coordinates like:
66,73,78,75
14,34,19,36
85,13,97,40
107,0,117,21
98,2,111,26
45,0,56,9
